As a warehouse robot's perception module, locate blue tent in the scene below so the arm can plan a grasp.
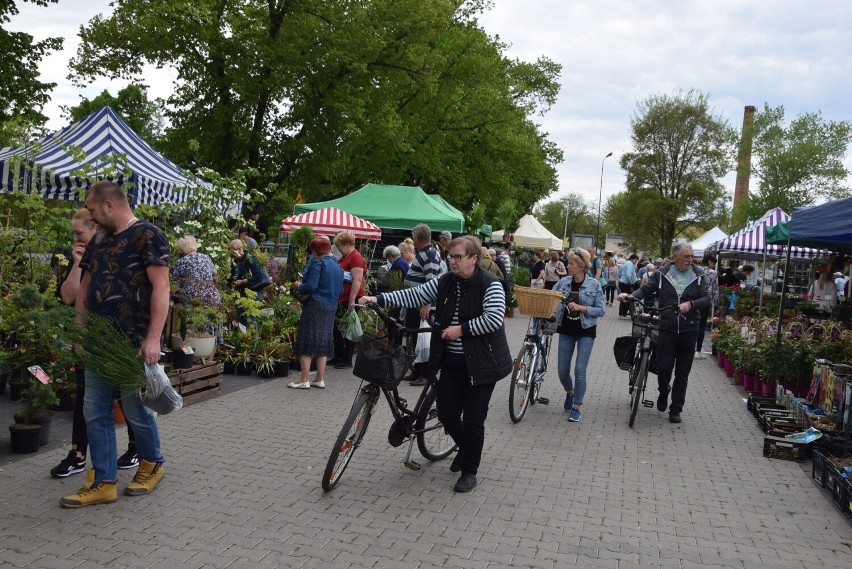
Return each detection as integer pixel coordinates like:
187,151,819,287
0,106,204,207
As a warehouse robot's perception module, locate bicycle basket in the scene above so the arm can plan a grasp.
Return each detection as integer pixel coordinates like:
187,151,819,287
514,286,564,318
353,333,415,389
631,312,660,344
613,335,638,371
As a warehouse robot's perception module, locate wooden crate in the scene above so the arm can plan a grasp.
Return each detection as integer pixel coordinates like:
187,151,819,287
167,362,223,406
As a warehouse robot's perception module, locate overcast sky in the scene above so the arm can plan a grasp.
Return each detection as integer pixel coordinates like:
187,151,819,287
11,0,852,211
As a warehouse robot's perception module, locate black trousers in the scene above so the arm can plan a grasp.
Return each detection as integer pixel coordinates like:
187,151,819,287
605,283,616,304
654,330,698,414
695,306,710,353
436,366,496,476
332,301,356,363
618,282,634,316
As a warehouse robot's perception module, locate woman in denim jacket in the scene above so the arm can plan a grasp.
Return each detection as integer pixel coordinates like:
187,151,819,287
553,248,606,422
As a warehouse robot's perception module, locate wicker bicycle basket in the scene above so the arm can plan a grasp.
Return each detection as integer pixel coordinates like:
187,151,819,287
352,332,415,389
514,286,564,318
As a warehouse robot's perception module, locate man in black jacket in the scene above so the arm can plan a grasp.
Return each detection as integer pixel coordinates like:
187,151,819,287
360,235,512,492
618,243,710,423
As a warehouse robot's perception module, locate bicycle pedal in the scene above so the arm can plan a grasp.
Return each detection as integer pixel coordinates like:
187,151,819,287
536,397,550,405
404,460,422,471
642,400,654,407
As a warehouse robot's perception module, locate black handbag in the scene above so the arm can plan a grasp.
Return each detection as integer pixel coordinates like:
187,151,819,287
292,259,324,303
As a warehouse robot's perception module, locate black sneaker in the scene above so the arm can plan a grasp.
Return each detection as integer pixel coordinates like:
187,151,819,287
453,473,477,493
334,361,352,369
656,390,669,412
51,451,86,478
117,447,139,470
669,412,682,424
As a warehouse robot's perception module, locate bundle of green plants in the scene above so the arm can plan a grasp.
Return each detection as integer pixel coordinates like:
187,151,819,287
76,314,145,389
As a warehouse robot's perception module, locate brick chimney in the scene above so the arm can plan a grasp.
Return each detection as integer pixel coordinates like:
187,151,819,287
732,105,755,212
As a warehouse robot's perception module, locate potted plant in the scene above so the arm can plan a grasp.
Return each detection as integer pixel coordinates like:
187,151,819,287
812,256,835,274
10,381,60,451
176,302,225,360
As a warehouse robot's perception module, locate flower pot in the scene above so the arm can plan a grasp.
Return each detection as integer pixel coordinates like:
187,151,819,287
743,373,756,391
734,369,744,385
717,353,726,369
504,308,515,318
185,335,216,360
114,401,126,424
9,423,42,453
223,361,236,374
173,349,195,370
14,411,53,445
724,360,734,378
50,387,76,412
760,381,772,396
235,362,252,376
0,372,7,395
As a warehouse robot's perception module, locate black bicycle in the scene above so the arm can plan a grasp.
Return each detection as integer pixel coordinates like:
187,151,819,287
624,298,673,427
508,314,557,423
321,303,457,492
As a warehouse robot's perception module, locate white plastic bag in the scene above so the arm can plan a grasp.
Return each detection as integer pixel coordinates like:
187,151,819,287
413,319,431,364
141,364,183,415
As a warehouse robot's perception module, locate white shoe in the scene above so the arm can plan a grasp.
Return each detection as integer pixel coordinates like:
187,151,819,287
310,380,326,389
287,381,310,389
694,352,706,359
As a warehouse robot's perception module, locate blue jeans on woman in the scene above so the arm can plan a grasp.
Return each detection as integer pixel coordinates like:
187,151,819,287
84,370,163,485
557,334,595,405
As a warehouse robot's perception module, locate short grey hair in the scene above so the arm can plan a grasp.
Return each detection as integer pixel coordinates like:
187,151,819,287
176,235,198,255
672,242,693,256
412,223,432,243
383,245,400,259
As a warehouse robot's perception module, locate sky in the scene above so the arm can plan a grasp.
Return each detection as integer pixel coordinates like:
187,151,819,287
10,0,852,211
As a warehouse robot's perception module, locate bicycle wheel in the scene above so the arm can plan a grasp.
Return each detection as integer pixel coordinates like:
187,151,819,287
508,344,536,423
322,389,376,492
416,386,457,461
628,352,649,428
530,335,551,405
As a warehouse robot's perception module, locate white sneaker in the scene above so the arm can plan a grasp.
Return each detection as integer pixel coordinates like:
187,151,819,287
694,352,706,359
287,381,310,389
310,380,326,389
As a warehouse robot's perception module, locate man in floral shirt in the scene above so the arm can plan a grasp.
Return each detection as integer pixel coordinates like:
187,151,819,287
61,181,171,508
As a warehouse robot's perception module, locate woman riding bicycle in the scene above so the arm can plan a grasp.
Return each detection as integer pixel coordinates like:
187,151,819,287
553,248,606,422
359,235,512,493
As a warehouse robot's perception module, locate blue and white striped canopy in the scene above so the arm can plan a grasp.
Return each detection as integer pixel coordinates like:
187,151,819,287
0,106,203,207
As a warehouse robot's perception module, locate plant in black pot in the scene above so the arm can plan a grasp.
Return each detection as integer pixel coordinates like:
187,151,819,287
10,381,60,452
251,319,293,378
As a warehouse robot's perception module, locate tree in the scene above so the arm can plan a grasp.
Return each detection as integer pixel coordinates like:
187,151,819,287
63,84,165,146
69,0,561,212
533,193,596,243
615,89,736,257
736,103,852,225
0,0,62,132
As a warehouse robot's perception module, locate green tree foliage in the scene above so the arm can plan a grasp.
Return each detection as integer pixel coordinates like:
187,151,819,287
69,0,561,214
0,0,62,128
533,193,596,243
63,84,165,146
736,103,852,226
612,89,736,257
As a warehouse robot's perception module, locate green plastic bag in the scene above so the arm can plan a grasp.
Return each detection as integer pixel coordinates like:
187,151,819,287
342,309,363,342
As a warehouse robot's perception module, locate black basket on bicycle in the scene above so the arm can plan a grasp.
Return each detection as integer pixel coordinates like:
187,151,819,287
630,307,661,345
352,332,415,389
613,336,639,371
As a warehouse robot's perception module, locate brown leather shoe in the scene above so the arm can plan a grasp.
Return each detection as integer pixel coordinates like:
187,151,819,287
409,377,427,386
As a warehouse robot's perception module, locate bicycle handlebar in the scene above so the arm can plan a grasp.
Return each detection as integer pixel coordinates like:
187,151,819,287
357,302,439,334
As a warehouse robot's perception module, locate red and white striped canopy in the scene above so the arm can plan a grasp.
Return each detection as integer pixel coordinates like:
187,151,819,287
280,207,381,240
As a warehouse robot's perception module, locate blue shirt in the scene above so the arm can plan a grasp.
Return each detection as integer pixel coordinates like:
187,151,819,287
618,261,637,285
298,255,343,306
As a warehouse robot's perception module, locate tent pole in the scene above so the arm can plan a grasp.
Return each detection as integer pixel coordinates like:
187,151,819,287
771,238,794,388
758,247,767,314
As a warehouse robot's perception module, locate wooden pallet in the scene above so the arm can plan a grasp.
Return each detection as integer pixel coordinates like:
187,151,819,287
167,362,224,407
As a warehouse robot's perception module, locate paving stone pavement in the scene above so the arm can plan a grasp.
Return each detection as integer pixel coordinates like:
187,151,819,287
1,305,851,568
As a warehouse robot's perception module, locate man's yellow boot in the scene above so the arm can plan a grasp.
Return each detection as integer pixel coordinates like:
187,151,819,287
124,459,164,496
60,480,117,508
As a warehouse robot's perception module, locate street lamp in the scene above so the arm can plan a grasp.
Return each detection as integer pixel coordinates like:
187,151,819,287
595,152,613,251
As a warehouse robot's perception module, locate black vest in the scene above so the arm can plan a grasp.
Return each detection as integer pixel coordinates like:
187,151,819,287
429,267,513,385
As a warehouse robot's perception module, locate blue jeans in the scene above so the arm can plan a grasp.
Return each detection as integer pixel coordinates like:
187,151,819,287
84,369,163,485
557,334,595,405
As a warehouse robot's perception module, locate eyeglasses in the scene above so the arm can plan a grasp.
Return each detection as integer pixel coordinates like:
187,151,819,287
448,253,468,262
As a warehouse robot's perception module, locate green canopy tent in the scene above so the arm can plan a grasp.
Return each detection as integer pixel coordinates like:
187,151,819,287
764,198,852,440
293,184,465,233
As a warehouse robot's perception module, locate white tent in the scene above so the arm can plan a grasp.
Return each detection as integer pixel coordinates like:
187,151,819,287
491,214,562,249
690,226,728,257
